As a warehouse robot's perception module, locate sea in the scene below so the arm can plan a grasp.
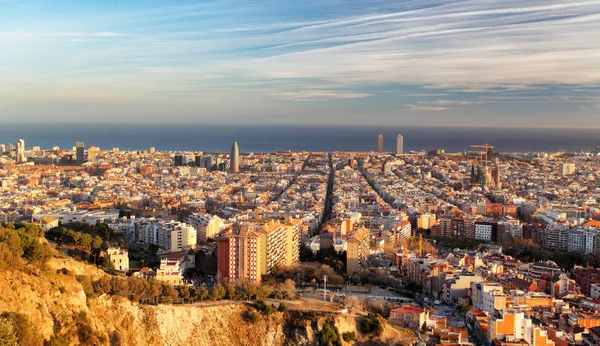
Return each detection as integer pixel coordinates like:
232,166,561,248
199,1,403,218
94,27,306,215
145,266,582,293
1,123,599,154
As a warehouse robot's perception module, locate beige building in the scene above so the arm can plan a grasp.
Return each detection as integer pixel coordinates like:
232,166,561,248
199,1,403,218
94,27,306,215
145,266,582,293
346,227,370,275
158,221,196,253
155,251,195,285
107,247,129,272
217,218,300,284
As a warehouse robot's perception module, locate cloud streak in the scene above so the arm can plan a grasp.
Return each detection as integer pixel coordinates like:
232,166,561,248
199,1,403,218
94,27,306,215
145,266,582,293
1,0,600,125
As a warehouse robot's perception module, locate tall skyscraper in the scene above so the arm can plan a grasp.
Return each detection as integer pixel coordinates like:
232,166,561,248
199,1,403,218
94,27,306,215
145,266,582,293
0,144,5,153
76,142,85,165
16,139,25,164
377,134,384,153
396,134,404,154
149,147,156,154
231,141,239,173
88,146,99,162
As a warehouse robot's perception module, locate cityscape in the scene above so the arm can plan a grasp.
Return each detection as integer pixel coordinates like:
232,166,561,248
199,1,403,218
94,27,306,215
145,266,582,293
1,133,600,346
2,0,600,345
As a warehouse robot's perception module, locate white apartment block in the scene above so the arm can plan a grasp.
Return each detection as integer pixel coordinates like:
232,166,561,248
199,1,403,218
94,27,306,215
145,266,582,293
475,223,493,241
186,213,225,242
158,221,197,252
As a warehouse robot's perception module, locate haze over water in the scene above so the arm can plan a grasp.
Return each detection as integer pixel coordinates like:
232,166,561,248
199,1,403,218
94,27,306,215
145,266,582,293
2,124,598,154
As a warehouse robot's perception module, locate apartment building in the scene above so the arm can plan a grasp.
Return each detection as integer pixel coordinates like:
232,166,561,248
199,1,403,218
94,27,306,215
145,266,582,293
475,222,498,241
186,213,224,242
217,219,300,284
346,226,370,275
157,221,197,253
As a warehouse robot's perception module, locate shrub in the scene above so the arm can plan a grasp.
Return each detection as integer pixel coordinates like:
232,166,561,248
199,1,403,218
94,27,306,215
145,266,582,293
255,299,273,315
278,302,287,313
317,318,342,346
75,312,101,344
1,312,44,346
342,331,356,342
247,311,261,324
359,314,384,336
0,317,19,346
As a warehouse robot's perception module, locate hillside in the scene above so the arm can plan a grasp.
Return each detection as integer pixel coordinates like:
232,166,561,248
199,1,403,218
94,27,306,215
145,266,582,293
0,254,405,346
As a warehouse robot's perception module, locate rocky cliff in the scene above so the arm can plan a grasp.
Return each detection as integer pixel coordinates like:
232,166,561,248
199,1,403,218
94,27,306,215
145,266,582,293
0,257,395,345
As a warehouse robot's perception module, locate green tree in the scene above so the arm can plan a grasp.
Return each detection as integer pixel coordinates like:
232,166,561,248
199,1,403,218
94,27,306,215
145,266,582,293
177,285,191,301
195,286,209,301
210,284,225,301
224,283,237,300
148,278,163,298
161,284,178,300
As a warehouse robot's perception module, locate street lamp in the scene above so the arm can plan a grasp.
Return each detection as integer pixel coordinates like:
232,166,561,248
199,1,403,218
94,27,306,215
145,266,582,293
323,275,327,301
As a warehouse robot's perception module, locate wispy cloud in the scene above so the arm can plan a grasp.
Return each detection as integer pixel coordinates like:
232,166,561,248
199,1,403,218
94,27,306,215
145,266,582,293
1,0,600,125
404,104,449,112
271,90,371,101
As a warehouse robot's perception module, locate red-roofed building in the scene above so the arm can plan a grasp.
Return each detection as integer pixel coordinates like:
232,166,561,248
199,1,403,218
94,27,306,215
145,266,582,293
390,306,429,329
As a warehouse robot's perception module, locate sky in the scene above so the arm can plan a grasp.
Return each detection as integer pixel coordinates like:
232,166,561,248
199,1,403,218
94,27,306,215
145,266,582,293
1,0,599,127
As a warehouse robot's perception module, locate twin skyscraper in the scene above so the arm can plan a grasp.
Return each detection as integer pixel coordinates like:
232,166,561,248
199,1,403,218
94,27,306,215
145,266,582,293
377,134,403,154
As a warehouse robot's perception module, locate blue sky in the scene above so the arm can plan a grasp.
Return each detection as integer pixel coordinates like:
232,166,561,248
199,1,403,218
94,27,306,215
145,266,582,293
1,0,599,127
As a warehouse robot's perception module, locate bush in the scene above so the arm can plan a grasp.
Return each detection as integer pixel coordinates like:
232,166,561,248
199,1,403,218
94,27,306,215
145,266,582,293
278,302,287,312
255,300,273,315
75,312,94,344
359,314,384,336
247,311,261,324
1,312,44,346
342,331,356,342
0,317,19,346
317,318,342,346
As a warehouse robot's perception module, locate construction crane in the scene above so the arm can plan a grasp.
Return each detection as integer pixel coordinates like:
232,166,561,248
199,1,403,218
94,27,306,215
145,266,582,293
470,144,494,167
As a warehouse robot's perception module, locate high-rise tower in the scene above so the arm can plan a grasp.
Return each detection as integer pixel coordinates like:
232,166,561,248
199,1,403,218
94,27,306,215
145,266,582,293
76,142,85,165
377,134,383,153
231,141,239,173
396,134,404,154
16,139,25,164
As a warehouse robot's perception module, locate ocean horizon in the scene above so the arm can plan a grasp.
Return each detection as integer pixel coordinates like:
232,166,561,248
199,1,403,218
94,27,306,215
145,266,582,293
1,123,599,154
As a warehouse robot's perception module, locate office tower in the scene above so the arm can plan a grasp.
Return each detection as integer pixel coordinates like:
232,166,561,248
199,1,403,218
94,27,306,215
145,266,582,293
88,146,99,162
396,134,404,154
174,154,184,166
76,142,85,165
202,156,215,170
194,155,202,167
149,147,156,154
0,144,5,153
6,143,15,152
377,134,383,153
16,139,25,164
231,140,239,173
